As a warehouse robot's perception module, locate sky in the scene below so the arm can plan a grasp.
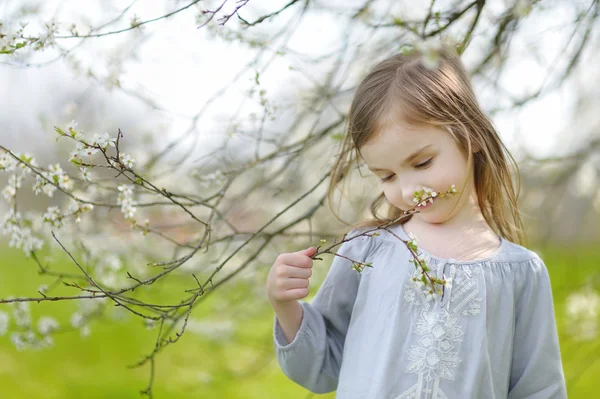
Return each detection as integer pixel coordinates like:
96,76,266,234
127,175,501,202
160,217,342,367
0,0,594,165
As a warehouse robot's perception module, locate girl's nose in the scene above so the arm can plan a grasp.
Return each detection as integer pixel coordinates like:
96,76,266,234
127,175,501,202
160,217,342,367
402,185,422,209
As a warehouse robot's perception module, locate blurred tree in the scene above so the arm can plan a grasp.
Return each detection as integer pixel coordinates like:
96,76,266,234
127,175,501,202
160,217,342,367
1,0,599,396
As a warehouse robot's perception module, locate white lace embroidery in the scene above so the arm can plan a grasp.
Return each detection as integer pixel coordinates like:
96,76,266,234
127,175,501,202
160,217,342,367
396,257,483,399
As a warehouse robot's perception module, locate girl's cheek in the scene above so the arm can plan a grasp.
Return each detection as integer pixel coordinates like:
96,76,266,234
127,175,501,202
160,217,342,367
383,188,404,210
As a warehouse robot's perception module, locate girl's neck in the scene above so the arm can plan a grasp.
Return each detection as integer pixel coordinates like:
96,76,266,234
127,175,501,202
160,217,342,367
402,209,501,262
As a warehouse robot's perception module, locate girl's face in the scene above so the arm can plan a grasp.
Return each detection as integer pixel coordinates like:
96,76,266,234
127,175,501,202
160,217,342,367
359,121,478,226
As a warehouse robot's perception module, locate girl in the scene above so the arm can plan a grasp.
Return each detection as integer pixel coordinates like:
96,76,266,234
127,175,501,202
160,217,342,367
266,45,567,398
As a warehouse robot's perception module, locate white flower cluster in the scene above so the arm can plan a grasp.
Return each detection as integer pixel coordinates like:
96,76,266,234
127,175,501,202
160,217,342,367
42,206,64,229
0,150,17,171
415,39,442,70
513,0,532,17
33,163,74,197
117,184,137,220
92,132,117,150
119,153,135,169
407,231,418,247
67,128,118,162
37,316,59,335
0,301,57,350
70,201,94,223
565,287,600,340
413,185,438,207
192,169,226,189
0,22,28,53
34,21,59,51
186,319,235,342
1,209,44,256
11,300,32,328
80,166,92,182
70,296,108,338
409,252,452,303
96,255,124,289
1,174,23,202
0,311,9,335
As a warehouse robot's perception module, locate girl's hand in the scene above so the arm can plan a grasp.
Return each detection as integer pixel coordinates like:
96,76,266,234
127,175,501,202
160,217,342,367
267,247,318,305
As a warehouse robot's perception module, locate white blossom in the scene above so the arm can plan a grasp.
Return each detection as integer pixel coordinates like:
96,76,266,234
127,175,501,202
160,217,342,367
407,232,418,250
513,0,532,17
37,316,59,335
1,174,23,201
71,141,99,159
71,311,84,328
144,318,157,330
0,150,18,171
65,120,78,132
186,319,235,341
16,153,38,175
80,203,94,212
42,206,63,229
424,289,440,302
11,301,31,328
0,311,9,336
92,132,117,149
0,210,44,257
80,166,92,182
117,184,137,220
566,288,600,340
41,179,57,197
43,163,74,192
33,21,59,51
120,153,135,169
417,39,442,70
10,332,27,351
80,325,91,338
193,169,226,188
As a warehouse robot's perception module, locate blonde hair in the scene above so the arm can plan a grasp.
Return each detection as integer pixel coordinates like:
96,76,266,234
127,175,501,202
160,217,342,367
327,45,526,246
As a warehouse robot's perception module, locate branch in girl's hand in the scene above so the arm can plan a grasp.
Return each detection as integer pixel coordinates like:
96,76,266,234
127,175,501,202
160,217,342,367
313,184,460,299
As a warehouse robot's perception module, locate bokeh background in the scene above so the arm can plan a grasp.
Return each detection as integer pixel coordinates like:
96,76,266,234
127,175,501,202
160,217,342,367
1,0,599,397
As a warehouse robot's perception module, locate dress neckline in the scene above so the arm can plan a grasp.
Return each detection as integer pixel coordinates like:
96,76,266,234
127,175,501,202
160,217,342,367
390,222,507,265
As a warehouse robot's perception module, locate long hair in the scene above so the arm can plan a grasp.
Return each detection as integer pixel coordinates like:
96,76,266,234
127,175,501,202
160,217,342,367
327,45,526,245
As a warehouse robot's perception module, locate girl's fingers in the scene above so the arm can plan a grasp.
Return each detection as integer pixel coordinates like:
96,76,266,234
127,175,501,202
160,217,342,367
278,277,310,291
278,253,313,268
279,264,312,279
278,288,309,301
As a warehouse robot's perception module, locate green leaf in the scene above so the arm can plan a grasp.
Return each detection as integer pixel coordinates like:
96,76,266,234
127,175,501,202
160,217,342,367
330,132,344,141
393,17,404,26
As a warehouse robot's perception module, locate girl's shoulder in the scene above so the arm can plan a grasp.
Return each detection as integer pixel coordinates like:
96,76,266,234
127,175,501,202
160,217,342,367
369,224,544,266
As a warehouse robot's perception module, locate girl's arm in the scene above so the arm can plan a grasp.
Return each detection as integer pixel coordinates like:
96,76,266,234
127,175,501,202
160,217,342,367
508,256,567,399
272,229,374,394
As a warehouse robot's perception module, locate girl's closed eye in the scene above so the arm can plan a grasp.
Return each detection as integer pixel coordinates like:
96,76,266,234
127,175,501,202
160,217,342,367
380,158,434,182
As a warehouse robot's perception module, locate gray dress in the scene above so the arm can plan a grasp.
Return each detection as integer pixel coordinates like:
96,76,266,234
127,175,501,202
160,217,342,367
273,223,567,398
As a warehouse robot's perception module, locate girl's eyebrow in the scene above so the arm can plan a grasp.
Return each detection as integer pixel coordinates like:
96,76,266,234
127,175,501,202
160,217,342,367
368,144,433,172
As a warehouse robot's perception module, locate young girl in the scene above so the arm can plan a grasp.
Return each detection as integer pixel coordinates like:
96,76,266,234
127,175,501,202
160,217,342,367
266,46,567,398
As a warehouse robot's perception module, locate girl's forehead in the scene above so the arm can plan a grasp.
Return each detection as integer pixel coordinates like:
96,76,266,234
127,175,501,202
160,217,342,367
367,121,435,148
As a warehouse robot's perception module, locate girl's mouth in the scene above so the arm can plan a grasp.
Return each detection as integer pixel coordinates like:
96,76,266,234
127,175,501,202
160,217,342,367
416,197,435,210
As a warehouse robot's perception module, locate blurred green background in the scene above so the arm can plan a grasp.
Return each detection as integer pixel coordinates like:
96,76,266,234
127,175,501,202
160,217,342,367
1,242,598,399
1,0,600,398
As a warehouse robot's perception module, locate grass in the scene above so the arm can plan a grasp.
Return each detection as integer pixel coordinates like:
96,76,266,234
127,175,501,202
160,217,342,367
0,242,598,398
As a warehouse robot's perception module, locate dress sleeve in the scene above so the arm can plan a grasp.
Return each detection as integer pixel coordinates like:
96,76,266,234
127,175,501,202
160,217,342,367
508,256,567,399
273,228,374,394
